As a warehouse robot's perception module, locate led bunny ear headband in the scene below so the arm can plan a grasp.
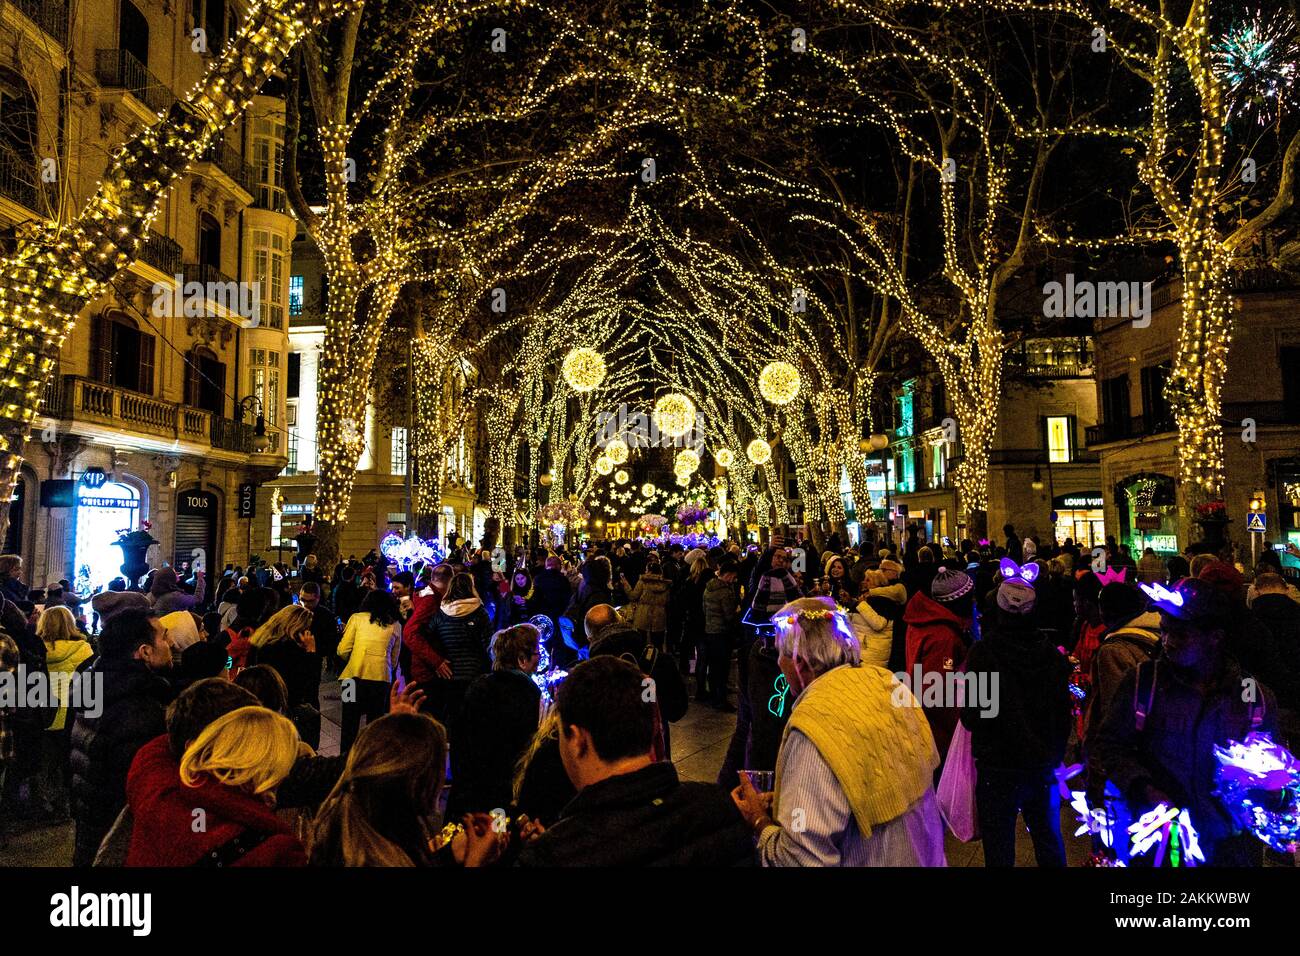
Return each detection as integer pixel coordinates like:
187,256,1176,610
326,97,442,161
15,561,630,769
1140,581,1184,609
999,557,1039,584
1096,567,1129,585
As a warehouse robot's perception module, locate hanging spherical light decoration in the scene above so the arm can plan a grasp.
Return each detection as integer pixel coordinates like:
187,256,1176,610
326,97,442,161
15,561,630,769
561,347,606,393
758,361,801,405
653,393,696,438
641,482,656,498
674,449,700,474
714,448,734,468
595,455,614,476
747,438,772,465
676,473,691,487
614,469,629,485
604,438,629,464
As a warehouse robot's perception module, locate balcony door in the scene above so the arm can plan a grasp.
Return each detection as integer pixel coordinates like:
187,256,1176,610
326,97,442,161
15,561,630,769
120,1,149,70
185,346,225,415
91,311,155,395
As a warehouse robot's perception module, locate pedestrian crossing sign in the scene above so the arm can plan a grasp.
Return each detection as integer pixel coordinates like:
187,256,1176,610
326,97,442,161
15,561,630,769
1247,512,1266,533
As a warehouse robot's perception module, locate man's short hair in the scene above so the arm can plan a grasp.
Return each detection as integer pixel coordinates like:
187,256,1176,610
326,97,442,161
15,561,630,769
717,559,739,577
555,655,655,762
392,571,415,589
98,608,161,661
166,679,259,758
298,581,321,597
1255,572,1288,594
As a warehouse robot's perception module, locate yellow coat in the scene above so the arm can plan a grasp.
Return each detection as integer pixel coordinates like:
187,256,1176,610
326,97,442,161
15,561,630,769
338,613,401,683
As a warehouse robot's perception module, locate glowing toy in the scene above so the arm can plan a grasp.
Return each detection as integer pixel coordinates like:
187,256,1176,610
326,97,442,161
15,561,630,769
1139,581,1185,609
1213,732,1300,852
1128,804,1204,867
998,557,1039,584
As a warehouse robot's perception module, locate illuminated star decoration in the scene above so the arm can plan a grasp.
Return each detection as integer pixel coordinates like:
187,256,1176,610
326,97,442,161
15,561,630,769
1214,732,1300,852
1213,9,1300,125
1139,581,1185,609
1128,804,1204,867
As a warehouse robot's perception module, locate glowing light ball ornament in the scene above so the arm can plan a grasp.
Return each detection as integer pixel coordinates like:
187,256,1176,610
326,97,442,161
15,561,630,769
595,456,613,476
674,449,700,475
614,469,629,485
714,448,734,469
653,394,696,439
561,347,606,393
758,361,801,405
746,438,772,465
641,482,656,498
604,438,629,465
676,473,690,487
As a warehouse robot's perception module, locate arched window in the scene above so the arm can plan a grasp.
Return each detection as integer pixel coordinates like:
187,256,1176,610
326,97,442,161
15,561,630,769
91,310,155,395
185,345,226,415
120,1,150,70
191,0,228,53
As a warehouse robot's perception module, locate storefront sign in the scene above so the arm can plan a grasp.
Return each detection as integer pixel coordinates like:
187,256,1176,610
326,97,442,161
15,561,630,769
80,467,107,489
1053,492,1103,509
1135,512,1162,531
177,491,216,516
1143,534,1178,552
78,495,139,509
237,482,257,519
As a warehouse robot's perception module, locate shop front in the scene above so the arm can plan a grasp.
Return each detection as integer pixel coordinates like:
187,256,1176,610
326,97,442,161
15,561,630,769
1115,473,1179,556
1052,492,1105,547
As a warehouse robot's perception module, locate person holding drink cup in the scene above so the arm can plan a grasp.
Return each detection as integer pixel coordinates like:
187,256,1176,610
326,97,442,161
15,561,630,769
731,596,946,866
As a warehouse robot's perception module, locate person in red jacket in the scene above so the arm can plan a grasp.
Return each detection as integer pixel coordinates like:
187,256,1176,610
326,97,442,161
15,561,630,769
402,564,455,710
902,567,975,764
124,706,305,866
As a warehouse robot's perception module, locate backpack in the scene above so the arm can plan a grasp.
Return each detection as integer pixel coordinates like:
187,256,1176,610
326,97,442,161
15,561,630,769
1133,659,1266,732
620,644,667,762
8,630,57,731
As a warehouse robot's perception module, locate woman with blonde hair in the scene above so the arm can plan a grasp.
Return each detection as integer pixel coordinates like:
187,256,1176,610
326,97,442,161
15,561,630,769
33,605,93,818
308,712,502,867
125,706,306,866
249,603,322,747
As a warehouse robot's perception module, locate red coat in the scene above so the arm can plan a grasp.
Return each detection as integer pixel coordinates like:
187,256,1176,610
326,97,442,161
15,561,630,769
902,591,972,760
224,626,254,673
125,735,306,867
403,590,448,684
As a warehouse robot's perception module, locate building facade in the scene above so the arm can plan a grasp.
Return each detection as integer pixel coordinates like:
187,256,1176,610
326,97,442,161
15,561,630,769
885,335,1104,548
1088,274,1300,566
4,0,292,589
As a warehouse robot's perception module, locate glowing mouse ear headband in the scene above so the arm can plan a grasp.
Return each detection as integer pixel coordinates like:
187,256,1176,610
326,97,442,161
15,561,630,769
999,557,1039,584
1140,581,1184,610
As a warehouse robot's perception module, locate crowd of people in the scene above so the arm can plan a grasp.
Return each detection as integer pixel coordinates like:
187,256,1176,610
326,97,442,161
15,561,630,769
0,519,1296,867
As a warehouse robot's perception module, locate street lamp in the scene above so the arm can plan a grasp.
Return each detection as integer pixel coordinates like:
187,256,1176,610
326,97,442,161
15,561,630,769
238,395,271,453
862,432,891,548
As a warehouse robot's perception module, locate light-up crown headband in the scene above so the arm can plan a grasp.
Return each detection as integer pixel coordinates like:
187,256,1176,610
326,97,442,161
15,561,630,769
999,557,1039,585
1096,566,1130,585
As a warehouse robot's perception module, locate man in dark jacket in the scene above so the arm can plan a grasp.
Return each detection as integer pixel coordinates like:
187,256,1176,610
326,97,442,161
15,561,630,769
1093,579,1279,866
1249,573,1300,747
517,656,753,866
69,608,175,866
528,556,572,634
584,605,688,757
962,578,1073,867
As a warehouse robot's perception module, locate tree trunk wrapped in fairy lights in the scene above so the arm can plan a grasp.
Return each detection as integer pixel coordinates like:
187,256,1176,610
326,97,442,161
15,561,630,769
0,0,359,544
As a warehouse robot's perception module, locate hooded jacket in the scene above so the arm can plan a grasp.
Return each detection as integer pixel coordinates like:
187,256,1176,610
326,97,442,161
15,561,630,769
125,735,305,867
627,571,672,634
428,597,492,682
961,618,1073,769
849,601,893,669
703,576,739,635
43,638,94,731
902,591,972,759
1082,612,1161,749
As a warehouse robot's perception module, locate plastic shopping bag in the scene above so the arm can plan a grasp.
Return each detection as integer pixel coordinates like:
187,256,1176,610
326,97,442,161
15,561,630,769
937,722,980,842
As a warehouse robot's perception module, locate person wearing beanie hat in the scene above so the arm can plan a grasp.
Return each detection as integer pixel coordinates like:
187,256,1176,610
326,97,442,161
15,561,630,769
1092,577,1280,866
90,590,151,625
962,576,1073,868
901,568,976,762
